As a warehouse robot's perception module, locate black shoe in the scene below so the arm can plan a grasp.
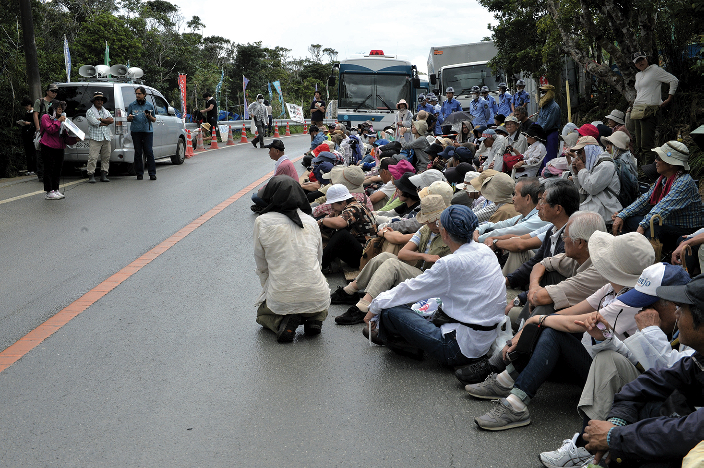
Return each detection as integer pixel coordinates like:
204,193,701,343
277,314,302,343
100,171,109,182
335,305,366,325
454,356,494,385
330,285,362,305
150,175,157,181
252,141,257,148
250,204,264,214
137,175,143,180
361,322,384,345
304,319,323,336
88,174,96,183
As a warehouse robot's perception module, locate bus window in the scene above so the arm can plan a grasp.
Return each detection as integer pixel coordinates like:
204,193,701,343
339,74,375,110
376,75,411,110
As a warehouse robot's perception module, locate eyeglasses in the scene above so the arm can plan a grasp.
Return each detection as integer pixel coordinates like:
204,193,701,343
654,155,662,162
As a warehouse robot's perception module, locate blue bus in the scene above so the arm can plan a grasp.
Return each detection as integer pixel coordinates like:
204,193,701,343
329,50,421,130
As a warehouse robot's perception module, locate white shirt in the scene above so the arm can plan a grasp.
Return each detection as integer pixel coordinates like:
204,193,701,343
585,284,639,340
633,64,678,106
515,141,547,178
369,241,506,358
377,180,397,199
253,210,331,315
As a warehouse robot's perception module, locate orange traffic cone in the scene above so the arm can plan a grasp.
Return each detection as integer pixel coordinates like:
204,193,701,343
240,123,248,143
226,126,235,146
303,121,308,134
285,121,291,136
210,127,219,149
185,129,194,158
195,128,206,152
274,121,280,138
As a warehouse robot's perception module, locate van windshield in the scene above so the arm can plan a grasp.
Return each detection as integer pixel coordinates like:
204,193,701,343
56,86,115,118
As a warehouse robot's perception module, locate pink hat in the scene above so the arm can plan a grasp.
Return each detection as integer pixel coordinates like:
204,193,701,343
577,124,600,139
388,159,416,179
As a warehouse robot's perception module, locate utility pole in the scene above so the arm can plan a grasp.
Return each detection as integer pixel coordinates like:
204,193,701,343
19,0,41,101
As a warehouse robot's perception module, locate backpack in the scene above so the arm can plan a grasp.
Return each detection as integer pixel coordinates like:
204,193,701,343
593,155,639,208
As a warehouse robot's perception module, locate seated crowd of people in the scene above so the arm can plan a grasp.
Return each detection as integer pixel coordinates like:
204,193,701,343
250,89,704,467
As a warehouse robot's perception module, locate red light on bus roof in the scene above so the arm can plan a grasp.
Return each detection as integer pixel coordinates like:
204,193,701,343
369,50,385,56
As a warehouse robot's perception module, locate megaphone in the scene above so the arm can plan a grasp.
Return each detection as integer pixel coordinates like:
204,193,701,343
110,64,128,77
127,67,143,79
95,65,110,77
79,65,97,78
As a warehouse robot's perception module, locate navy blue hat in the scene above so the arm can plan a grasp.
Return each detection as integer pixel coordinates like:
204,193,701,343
619,263,691,308
438,147,455,160
440,205,478,242
312,161,333,183
374,138,390,147
454,146,474,163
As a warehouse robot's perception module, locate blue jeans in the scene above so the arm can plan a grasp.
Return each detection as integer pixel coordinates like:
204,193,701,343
132,132,156,176
512,327,592,402
378,305,476,367
360,154,375,165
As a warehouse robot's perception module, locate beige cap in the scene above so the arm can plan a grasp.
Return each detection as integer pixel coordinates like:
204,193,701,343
470,169,498,193
601,131,630,151
330,165,365,193
571,136,599,150
428,181,453,206
652,141,690,170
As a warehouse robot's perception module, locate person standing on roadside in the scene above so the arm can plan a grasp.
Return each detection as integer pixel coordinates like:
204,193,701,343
127,86,157,180
85,91,114,183
201,92,219,140
39,99,69,200
33,83,59,182
17,96,37,176
310,90,326,127
248,94,267,149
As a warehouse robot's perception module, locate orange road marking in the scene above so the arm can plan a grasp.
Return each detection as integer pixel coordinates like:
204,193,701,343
0,155,304,373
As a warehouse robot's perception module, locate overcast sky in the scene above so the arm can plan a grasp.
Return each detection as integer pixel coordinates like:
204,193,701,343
169,1,496,75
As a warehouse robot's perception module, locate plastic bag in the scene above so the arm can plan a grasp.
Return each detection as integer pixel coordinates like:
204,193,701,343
411,298,442,317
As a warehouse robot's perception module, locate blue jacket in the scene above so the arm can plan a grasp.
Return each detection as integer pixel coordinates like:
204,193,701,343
469,97,491,126
417,103,435,114
607,353,704,463
497,92,512,116
310,132,325,150
536,100,561,133
127,100,155,133
440,98,462,120
512,90,530,109
484,95,498,120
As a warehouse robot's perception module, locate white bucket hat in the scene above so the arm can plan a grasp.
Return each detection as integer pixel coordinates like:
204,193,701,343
653,141,690,170
325,184,353,204
456,171,481,191
601,131,630,151
605,109,625,125
588,232,655,287
415,194,447,224
427,180,453,206
409,169,446,189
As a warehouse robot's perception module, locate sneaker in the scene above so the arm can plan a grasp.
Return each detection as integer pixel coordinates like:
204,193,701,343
149,175,157,181
252,141,257,148
539,433,593,468
250,204,264,214
474,398,531,431
303,319,323,336
330,285,362,305
45,191,56,200
54,190,65,199
276,314,302,343
335,305,366,325
455,357,495,385
464,373,512,400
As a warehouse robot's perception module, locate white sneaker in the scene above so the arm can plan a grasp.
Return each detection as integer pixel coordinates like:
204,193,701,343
54,190,65,199
45,191,54,200
539,433,593,467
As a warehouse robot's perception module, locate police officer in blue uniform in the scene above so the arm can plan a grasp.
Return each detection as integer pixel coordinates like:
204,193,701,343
427,94,443,135
481,85,498,123
512,79,530,113
496,82,513,117
417,94,435,115
440,87,463,121
468,85,491,127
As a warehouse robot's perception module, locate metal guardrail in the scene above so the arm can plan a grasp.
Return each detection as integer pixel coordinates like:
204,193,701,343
184,119,338,131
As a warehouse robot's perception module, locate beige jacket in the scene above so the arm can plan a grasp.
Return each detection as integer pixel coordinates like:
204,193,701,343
540,254,606,310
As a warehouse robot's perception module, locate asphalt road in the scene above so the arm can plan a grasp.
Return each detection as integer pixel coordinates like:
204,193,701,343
0,135,582,467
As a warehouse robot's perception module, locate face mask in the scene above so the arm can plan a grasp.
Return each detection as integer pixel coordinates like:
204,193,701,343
258,99,263,103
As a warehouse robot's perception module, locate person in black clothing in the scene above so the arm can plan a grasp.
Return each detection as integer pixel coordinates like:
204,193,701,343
17,96,37,175
201,92,219,140
310,90,326,127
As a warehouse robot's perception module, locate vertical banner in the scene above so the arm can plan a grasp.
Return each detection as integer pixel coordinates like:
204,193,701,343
243,75,250,119
272,80,285,118
104,41,110,66
63,35,71,82
215,68,224,104
267,82,273,104
178,74,187,120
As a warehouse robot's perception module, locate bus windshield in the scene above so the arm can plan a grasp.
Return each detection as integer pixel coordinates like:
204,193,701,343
443,65,498,94
339,74,412,110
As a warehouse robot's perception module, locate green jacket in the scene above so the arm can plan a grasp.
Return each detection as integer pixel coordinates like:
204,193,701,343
414,225,451,270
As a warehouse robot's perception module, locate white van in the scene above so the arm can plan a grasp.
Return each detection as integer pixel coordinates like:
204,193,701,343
56,82,187,174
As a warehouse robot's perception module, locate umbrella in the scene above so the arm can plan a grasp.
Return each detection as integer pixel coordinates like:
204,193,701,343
442,111,474,127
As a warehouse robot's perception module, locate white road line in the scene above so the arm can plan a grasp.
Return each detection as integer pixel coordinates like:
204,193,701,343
0,179,85,205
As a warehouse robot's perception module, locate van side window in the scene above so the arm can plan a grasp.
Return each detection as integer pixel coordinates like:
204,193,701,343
152,95,169,115
121,86,137,109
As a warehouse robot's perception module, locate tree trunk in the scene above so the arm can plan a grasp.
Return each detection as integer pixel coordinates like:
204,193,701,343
19,0,41,102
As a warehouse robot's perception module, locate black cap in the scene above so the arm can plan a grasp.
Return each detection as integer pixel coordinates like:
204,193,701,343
90,91,108,103
47,83,59,92
264,139,285,151
657,273,704,307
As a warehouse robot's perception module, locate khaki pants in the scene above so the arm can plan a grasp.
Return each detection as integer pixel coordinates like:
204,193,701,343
87,139,111,175
578,350,641,421
502,250,534,276
355,252,422,298
683,441,704,468
255,301,327,333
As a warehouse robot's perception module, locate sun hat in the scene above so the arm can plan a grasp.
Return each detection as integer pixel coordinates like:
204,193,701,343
396,99,408,109
605,109,626,125
495,126,509,136
444,162,474,185
324,184,353,204
601,131,630,151
588,232,655,287
571,136,600,150
456,171,481,191
577,124,600,139
428,180,454,206
480,172,515,204
409,169,446,189
522,123,547,142
539,84,555,90
618,263,691,308
413,120,428,135
90,91,108,103
657,273,704,306
329,165,365,193
653,141,690,170
470,169,498,192
504,115,519,125
393,172,418,195
388,159,415,180
416,194,448,224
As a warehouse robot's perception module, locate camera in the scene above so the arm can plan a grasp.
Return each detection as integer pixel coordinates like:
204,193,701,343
507,350,520,362
144,110,151,116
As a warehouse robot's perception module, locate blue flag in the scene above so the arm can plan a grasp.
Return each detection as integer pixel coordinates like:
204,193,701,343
63,35,71,82
243,75,250,119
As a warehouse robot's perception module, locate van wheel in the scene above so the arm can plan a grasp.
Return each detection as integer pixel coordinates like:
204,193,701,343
171,138,186,165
